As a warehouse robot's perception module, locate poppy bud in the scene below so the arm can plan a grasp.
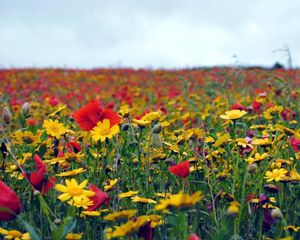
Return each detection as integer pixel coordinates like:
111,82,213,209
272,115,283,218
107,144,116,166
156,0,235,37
152,124,162,134
247,163,258,173
2,107,12,125
121,123,131,131
0,181,22,221
271,208,283,220
21,102,30,116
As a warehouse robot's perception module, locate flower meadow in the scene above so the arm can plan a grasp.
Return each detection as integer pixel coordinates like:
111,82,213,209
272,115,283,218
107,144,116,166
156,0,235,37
0,67,299,240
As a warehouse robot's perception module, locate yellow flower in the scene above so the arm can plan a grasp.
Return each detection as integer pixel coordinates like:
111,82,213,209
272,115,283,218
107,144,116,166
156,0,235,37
118,191,138,199
104,179,118,191
131,196,157,204
264,168,288,182
246,153,268,164
56,168,86,177
227,201,240,217
220,110,247,120
0,227,31,240
90,119,120,142
43,119,67,139
252,138,271,146
284,225,300,232
263,106,284,120
55,179,95,208
104,209,137,221
80,210,101,217
65,233,83,240
12,130,40,146
213,133,230,147
108,215,149,238
154,191,203,211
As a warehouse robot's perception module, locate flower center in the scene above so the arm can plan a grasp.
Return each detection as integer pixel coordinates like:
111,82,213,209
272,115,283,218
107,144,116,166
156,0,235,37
7,230,23,237
69,186,83,196
100,128,111,136
22,136,34,144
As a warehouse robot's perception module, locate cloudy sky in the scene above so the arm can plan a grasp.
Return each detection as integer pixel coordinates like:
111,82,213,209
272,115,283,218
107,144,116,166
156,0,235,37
0,0,299,68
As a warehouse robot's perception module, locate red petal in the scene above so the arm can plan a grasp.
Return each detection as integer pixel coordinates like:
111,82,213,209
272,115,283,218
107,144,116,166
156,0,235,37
99,109,121,127
87,184,110,211
168,161,190,179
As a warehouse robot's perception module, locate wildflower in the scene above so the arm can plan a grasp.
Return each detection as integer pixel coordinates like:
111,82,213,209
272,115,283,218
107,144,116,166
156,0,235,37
55,179,95,208
73,100,120,131
23,154,56,195
87,184,109,211
119,191,138,199
227,201,240,217
12,130,40,146
264,106,284,120
55,168,86,177
104,179,118,191
290,137,300,152
284,225,300,232
0,227,31,240
65,233,83,240
252,138,270,146
168,161,190,178
0,181,22,221
104,209,137,221
213,133,230,147
246,152,268,164
108,215,149,238
155,191,203,211
188,233,202,240
231,103,246,111
264,168,288,182
43,119,67,139
90,119,120,142
220,110,247,120
131,196,157,204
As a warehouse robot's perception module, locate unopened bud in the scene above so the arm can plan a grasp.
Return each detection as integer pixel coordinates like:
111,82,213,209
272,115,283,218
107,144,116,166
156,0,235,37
247,163,258,173
152,124,162,134
271,208,283,220
21,102,30,116
151,133,162,147
3,107,12,125
54,218,61,224
33,190,40,196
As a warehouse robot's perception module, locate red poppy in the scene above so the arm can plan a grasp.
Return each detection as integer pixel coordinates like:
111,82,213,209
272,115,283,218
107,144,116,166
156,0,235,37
168,161,190,179
98,109,121,127
252,100,262,114
231,103,246,111
291,137,300,152
27,117,38,126
66,141,81,153
187,233,201,240
87,184,110,211
0,181,22,221
73,100,102,131
73,100,121,131
23,154,56,195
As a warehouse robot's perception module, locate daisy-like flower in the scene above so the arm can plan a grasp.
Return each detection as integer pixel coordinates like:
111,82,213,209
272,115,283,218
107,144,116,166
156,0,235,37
65,233,83,240
118,191,138,199
90,119,120,142
220,110,247,120
104,209,137,221
12,130,40,146
0,227,31,240
131,196,157,204
264,168,288,182
55,168,86,177
154,191,203,211
43,119,67,139
104,179,118,191
55,179,95,208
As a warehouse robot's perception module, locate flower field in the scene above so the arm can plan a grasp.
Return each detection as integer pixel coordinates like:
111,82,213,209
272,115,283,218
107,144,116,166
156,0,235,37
0,67,299,239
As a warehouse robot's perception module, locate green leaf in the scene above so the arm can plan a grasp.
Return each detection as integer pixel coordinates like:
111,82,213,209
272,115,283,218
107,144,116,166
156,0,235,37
17,217,42,240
